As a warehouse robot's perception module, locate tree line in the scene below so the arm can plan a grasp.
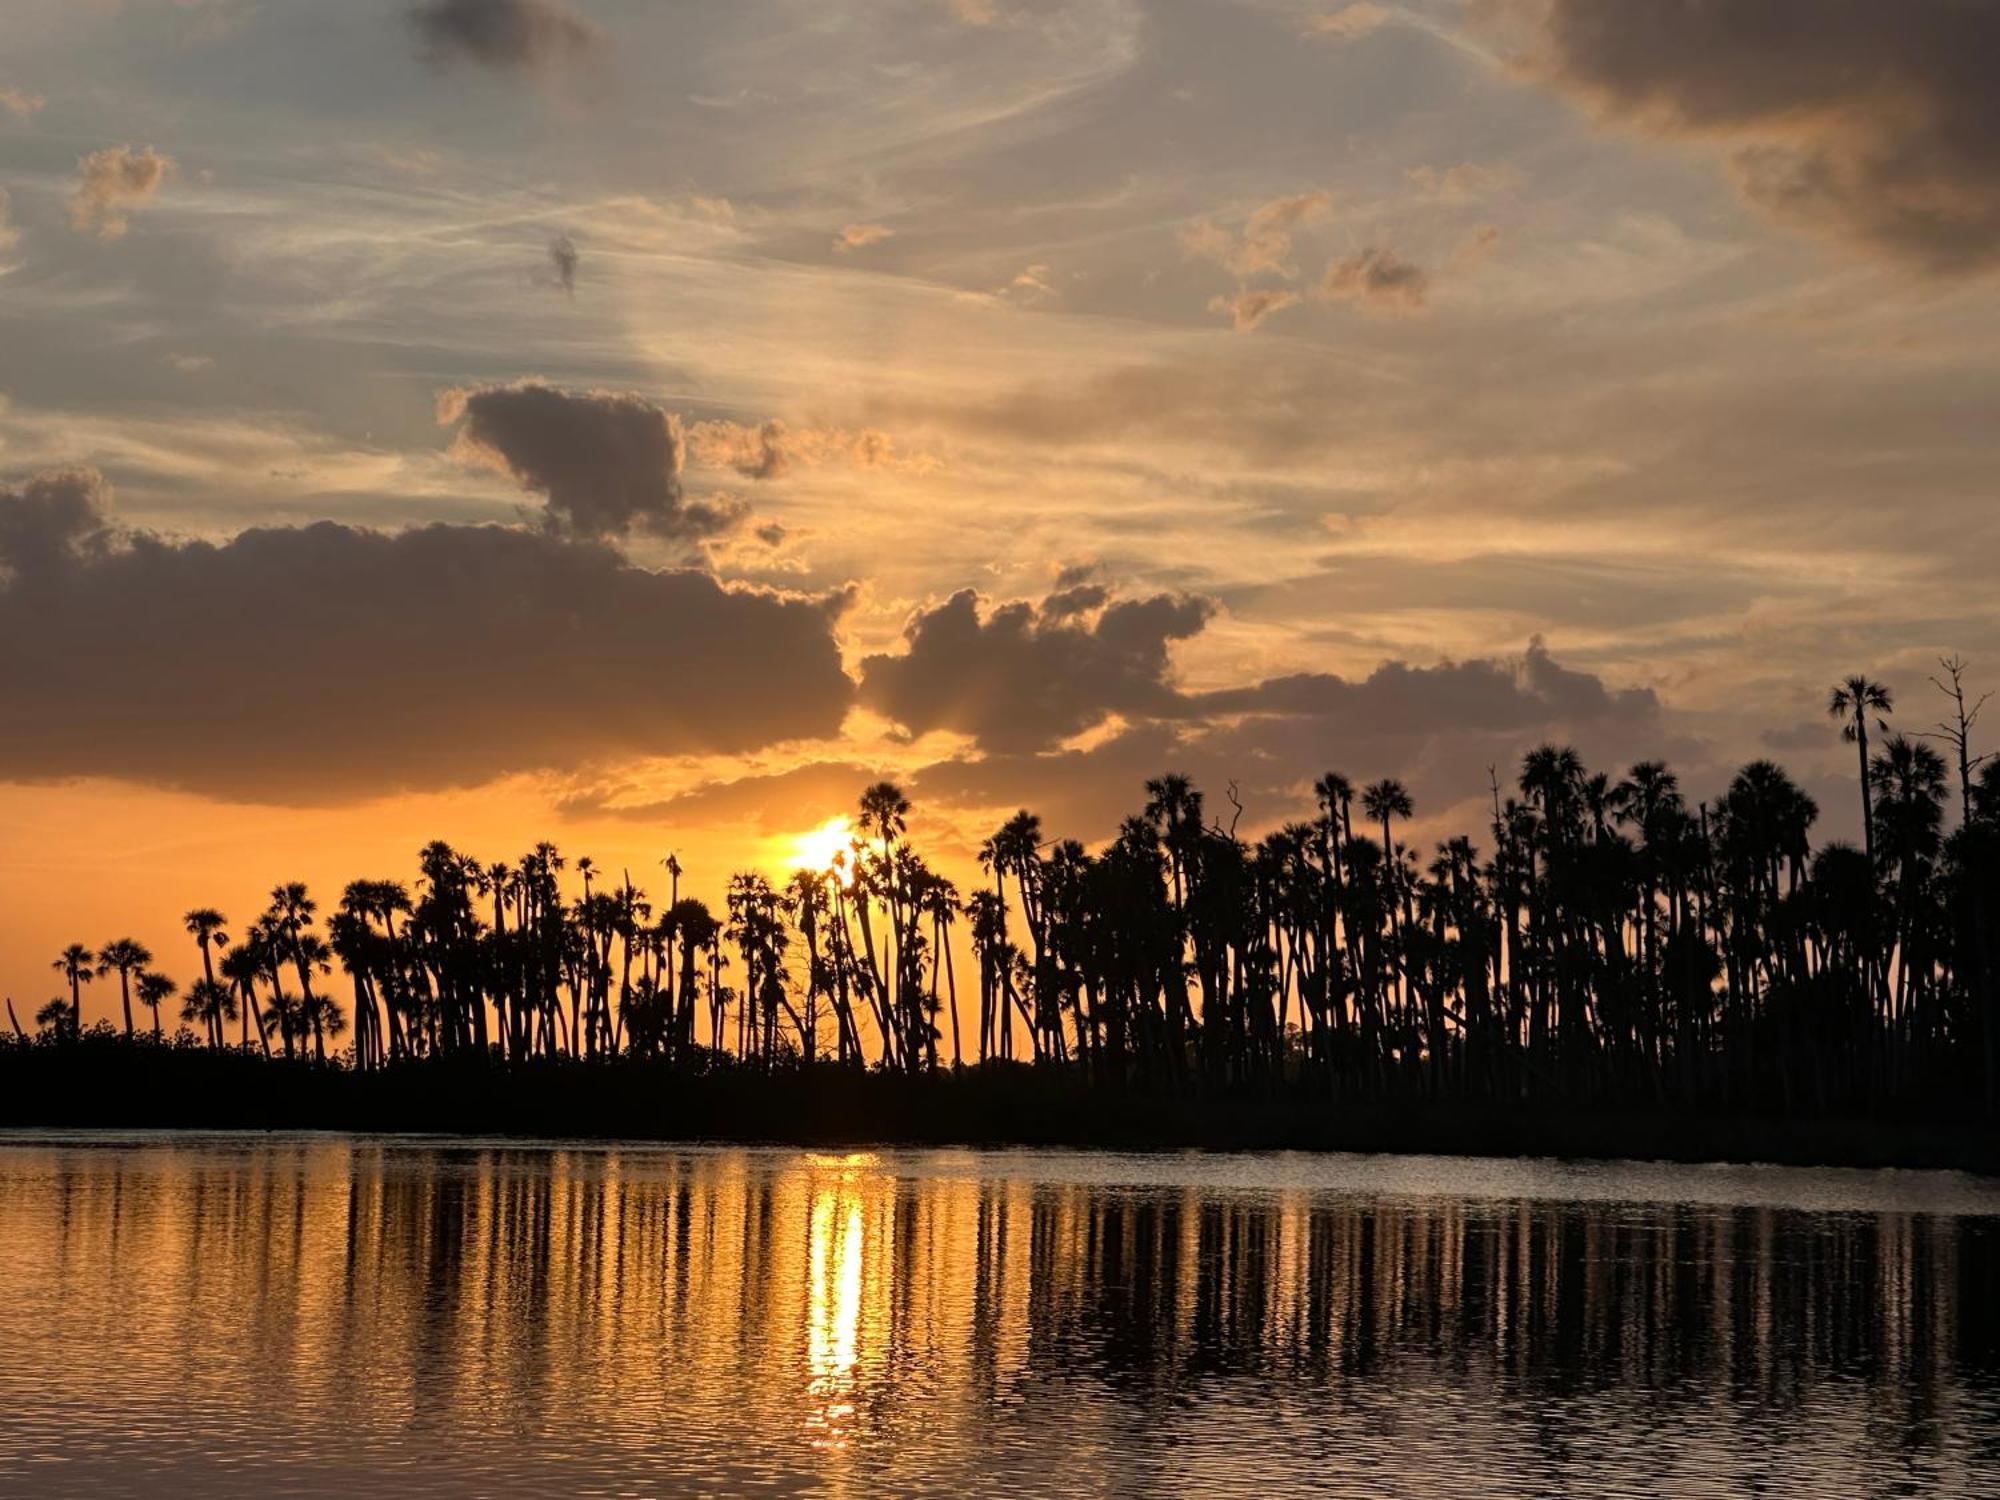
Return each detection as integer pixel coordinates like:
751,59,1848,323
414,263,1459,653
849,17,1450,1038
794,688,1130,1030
15,663,2000,1116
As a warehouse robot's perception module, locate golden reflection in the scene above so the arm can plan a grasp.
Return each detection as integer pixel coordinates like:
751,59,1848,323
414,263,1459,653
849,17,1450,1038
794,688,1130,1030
1,1143,1995,1495
805,1150,879,1169
805,1170,866,1450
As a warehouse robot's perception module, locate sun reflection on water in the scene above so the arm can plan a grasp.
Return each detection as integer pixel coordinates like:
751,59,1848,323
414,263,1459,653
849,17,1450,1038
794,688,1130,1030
2,1142,1996,1497
805,1167,867,1451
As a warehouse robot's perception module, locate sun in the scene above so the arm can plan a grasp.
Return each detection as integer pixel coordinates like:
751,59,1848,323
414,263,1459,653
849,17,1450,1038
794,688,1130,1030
789,815,855,875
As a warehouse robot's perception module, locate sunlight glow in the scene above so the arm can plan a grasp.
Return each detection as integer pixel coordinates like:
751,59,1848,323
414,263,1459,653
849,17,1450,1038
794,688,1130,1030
789,815,855,875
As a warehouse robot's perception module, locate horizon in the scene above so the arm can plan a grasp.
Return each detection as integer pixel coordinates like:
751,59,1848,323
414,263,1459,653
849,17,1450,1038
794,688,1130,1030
5,0,1999,1031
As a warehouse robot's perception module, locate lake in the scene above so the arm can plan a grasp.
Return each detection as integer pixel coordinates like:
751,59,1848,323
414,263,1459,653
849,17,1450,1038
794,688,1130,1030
2,1134,1998,1497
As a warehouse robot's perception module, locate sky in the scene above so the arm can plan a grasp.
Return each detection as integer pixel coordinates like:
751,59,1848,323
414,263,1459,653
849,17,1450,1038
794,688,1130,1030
3,0,1999,1025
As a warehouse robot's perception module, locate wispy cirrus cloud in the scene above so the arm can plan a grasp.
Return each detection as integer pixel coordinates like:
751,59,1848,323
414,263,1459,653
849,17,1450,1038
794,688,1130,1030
1304,4,1391,40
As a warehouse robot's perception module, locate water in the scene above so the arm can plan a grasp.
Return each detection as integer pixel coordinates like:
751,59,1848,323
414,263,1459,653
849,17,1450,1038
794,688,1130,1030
3,1135,1999,1497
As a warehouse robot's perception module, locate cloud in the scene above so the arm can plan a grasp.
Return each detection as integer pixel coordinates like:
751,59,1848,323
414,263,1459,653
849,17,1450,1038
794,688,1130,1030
834,223,893,252
1405,161,1520,201
860,585,1215,753
439,382,737,541
546,233,577,295
872,350,1364,463
0,87,44,122
1306,4,1391,40
68,145,175,240
1188,638,1659,731
0,469,852,802
1452,223,1502,268
684,419,934,480
1000,262,1056,303
1317,247,1430,311
1477,0,2000,271
0,469,114,577
908,641,1665,842
691,418,788,481
410,0,602,73
0,189,16,255
1208,286,1300,331
1182,191,1332,278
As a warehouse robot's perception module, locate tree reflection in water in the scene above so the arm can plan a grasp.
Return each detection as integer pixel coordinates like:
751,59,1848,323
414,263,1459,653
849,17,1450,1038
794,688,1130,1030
2,1138,1997,1497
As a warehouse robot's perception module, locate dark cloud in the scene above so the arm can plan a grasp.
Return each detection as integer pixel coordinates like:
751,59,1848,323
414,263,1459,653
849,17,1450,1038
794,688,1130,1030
69,144,174,240
0,470,852,802
440,382,738,541
569,638,1668,845
1480,0,2000,271
410,0,602,73
1317,247,1429,311
910,640,1668,843
1040,582,1109,620
0,469,113,576
547,233,578,295
1191,638,1659,730
860,586,1215,753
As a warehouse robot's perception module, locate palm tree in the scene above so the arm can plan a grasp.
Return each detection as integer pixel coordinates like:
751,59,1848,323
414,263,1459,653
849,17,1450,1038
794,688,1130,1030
219,940,269,1054
180,977,237,1048
184,908,229,991
96,938,152,1036
52,944,94,1035
40,676,2000,1125
135,971,175,1038
34,997,75,1040
1829,677,1893,871
1361,780,1414,870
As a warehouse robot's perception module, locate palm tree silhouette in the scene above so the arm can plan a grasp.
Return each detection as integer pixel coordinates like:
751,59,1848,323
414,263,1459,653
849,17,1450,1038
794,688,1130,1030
51,944,94,1035
218,940,270,1055
180,976,237,1048
25,658,2000,1132
1829,677,1893,870
135,971,175,1037
96,938,152,1037
34,997,76,1039
183,907,230,993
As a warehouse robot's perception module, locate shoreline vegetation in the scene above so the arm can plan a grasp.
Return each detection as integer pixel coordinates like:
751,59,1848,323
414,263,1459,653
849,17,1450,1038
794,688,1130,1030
1,1038,1996,1174
9,667,2000,1174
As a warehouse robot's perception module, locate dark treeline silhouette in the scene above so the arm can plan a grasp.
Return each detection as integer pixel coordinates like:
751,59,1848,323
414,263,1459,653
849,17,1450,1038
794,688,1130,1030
10,663,2000,1155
